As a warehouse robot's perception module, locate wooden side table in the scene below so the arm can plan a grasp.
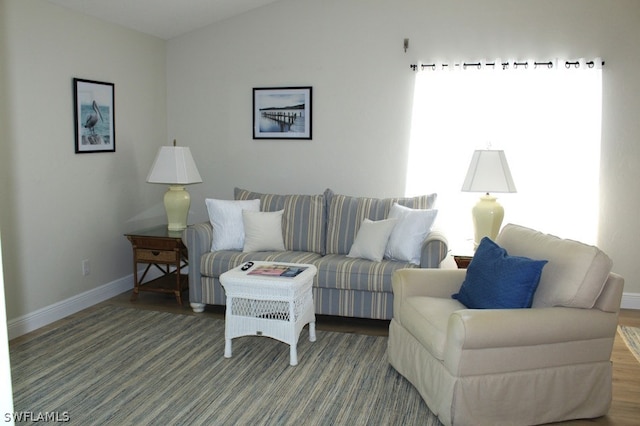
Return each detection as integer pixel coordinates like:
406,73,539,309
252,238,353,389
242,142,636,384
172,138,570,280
125,226,188,305
453,255,473,269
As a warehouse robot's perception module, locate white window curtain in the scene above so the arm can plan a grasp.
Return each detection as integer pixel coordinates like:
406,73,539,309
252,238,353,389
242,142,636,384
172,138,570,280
405,59,603,250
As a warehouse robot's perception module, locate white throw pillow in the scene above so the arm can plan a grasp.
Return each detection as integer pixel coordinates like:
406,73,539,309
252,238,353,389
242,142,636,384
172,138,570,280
205,198,261,251
385,203,438,265
347,218,397,262
242,209,286,252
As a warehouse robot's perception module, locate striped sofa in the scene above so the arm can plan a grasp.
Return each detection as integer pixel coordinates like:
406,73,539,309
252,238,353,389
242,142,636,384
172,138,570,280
183,188,448,320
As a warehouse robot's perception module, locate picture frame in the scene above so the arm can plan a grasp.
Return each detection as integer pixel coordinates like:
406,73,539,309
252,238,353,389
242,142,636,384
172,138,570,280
73,78,115,153
253,86,312,140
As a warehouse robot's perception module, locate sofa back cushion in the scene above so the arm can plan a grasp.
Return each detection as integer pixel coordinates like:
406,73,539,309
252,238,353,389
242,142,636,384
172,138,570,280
234,188,326,255
324,189,437,255
496,224,613,309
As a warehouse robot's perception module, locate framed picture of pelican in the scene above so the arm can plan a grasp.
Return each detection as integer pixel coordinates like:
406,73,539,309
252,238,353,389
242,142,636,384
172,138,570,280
253,86,312,140
73,78,115,153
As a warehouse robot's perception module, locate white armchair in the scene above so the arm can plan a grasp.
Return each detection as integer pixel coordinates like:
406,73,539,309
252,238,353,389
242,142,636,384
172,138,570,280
387,224,624,426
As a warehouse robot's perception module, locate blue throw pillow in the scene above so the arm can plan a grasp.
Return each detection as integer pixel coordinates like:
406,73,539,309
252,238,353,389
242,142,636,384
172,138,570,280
452,237,548,309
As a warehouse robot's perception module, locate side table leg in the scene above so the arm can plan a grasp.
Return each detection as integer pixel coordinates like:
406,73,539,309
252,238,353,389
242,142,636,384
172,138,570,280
309,321,316,342
224,339,232,358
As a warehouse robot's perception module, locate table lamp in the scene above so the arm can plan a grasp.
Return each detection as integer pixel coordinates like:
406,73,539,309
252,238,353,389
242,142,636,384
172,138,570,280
461,149,516,248
147,140,202,231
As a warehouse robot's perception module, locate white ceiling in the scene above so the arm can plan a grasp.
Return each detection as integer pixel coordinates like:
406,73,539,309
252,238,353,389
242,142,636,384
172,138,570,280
46,0,282,40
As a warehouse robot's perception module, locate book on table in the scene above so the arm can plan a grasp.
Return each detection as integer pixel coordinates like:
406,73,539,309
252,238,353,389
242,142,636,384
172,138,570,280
248,264,307,278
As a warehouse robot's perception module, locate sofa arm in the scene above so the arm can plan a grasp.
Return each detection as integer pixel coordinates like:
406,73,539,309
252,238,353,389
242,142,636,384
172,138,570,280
420,227,448,268
182,222,213,307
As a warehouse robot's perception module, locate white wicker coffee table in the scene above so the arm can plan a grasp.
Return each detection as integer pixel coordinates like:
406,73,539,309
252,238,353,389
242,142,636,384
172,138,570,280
219,261,317,366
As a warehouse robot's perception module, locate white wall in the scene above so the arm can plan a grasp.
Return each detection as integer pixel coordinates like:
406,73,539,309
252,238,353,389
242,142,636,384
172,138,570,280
167,0,415,204
0,1,15,416
0,233,14,422
0,0,167,320
167,0,640,297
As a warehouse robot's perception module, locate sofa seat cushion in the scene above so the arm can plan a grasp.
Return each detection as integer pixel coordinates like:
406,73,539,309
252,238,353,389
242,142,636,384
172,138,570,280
496,224,613,309
401,296,465,361
325,189,437,255
313,254,417,292
235,188,326,255
201,250,322,278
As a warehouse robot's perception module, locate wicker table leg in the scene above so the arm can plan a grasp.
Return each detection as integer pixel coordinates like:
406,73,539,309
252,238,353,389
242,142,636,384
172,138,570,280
289,345,298,366
309,322,316,342
224,339,232,358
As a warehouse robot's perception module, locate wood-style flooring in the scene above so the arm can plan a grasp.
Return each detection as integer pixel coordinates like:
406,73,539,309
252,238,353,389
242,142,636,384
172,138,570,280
13,290,640,425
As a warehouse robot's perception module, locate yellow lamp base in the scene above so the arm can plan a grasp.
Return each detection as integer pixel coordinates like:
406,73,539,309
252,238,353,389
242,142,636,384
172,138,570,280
164,185,191,231
471,194,504,249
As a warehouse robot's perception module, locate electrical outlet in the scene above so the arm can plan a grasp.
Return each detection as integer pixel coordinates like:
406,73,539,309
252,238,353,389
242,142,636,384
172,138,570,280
82,259,90,276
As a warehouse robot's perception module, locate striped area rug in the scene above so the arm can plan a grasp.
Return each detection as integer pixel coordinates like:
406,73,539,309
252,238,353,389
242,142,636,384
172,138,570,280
10,306,441,426
618,325,640,364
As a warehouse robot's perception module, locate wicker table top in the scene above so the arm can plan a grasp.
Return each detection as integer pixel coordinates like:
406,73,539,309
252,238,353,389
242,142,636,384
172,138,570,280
221,261,317,289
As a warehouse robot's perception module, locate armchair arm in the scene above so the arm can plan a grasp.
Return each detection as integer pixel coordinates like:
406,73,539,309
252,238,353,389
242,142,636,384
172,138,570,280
444,306,619,375
448,307,618,350
393,268,466,299
182,222,213,304
392,268,466,323
420,227,448,268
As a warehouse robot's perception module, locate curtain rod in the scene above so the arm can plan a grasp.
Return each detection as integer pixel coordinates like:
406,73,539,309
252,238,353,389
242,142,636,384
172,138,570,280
410,60,605,71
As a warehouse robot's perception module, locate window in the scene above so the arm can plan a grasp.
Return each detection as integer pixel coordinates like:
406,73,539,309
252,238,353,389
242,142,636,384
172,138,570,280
405,60,603,247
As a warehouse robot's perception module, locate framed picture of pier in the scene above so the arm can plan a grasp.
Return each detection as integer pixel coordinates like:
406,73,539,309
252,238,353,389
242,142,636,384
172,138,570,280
253,86,312,140
73,78,116,153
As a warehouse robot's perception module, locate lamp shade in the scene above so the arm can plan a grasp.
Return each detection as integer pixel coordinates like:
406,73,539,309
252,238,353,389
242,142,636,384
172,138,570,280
147,146,202,185
461,150,516,193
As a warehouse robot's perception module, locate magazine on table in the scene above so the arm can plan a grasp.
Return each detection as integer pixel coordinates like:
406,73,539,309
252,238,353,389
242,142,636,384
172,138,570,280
248,264,307,278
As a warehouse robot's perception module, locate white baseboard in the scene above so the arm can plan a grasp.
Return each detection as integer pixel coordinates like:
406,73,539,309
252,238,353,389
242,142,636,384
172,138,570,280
7,274,135,340
621,292,640,310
